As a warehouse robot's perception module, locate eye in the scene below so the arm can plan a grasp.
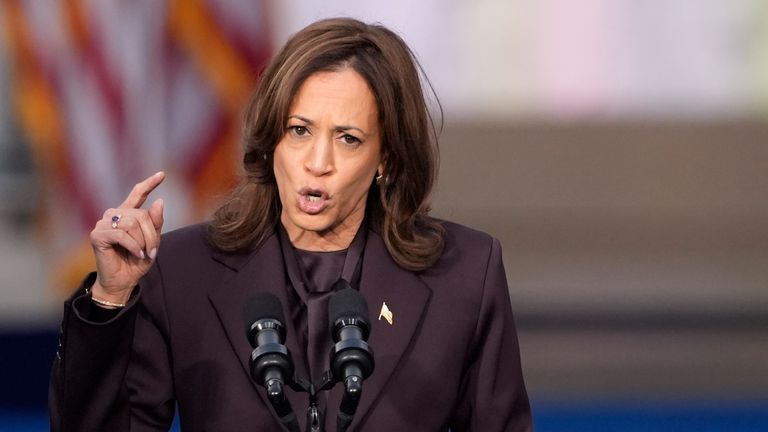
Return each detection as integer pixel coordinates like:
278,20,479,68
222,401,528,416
288,125,309,137
340,134,361,146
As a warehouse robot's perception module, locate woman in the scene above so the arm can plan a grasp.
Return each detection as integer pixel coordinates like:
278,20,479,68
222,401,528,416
50,18,532,431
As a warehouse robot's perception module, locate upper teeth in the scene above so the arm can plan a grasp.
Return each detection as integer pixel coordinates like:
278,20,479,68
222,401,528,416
308,195,321,202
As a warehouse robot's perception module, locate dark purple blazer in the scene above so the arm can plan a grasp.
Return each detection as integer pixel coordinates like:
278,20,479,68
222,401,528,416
50,221,532,431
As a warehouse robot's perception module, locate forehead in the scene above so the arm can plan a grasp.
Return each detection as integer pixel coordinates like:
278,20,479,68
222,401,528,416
289,69,379,122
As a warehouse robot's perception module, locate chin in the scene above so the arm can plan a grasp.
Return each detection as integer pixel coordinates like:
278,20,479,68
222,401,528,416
292,213,337,234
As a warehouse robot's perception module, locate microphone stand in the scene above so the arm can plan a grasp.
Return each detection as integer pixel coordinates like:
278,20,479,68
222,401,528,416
306,369,337,432
312,362,366,432
285,373,331,432
336,371,363,432
306,383,322,432
264,374,299,432
285,376,323,432
261,361,363,432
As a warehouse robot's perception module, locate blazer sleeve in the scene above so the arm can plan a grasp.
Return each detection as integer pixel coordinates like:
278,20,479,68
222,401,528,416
49,265,176,432
449,238,533,432
49,273,140,432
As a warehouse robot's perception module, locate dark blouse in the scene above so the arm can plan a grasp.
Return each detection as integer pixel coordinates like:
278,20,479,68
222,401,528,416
290,247,346,382
278,224,368,426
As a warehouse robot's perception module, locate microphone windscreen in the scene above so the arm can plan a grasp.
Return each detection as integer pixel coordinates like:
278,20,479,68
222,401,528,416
243,293,285,335
328,286,370,331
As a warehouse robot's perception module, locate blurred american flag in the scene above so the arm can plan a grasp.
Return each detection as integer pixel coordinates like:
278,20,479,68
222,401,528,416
1,0,270,294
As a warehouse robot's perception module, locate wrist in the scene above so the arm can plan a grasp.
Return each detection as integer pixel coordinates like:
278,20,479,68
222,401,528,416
90,296,126,309
89,280,132,307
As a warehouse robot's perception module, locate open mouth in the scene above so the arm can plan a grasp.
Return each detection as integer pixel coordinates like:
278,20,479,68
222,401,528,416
297,187,330,214
307,191,323,202
300,187,328,200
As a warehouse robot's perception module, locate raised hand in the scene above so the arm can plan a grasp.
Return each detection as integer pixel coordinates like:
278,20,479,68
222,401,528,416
89,172,165,305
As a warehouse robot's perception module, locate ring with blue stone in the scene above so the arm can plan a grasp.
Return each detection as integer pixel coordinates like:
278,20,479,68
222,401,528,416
111,214,122,229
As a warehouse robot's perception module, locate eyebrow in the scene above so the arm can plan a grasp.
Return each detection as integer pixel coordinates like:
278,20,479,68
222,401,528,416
287,115,369,137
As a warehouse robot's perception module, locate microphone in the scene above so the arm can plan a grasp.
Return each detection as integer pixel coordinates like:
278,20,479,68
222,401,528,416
244,293,299,432
328,284,375,432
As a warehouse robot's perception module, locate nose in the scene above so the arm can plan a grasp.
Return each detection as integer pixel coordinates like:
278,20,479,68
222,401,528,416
304,136,334,176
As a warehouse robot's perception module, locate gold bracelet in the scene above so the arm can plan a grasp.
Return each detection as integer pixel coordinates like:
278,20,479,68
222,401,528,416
91,296,126,309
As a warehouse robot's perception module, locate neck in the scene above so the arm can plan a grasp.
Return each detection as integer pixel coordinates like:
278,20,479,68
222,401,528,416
281,214,364,252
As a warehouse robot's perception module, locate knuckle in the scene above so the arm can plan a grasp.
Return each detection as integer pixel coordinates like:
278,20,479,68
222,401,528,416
138,213,155,232
122,218,136,230
136,210,151,224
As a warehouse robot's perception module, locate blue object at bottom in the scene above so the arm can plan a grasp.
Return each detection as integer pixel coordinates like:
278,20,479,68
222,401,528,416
533,399,768,432
3,400,767,431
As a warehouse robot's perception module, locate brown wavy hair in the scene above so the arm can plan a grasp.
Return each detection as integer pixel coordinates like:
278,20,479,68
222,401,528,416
209,17,444,271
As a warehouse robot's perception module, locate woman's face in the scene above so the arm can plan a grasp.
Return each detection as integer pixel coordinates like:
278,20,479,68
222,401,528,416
273,68,383,251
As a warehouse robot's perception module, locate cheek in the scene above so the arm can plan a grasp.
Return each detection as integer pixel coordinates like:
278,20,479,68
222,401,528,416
272,144,291,178
272,150,293,200
341,164,377,202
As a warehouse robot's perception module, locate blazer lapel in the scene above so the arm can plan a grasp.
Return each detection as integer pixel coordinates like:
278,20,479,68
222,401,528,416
326,230,433,430
207,232,308,427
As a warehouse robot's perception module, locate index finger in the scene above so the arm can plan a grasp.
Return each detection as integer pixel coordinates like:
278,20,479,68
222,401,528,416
119,171,166,209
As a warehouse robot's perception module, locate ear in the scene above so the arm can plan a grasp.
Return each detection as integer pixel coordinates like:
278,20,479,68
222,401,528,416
377,153,387,176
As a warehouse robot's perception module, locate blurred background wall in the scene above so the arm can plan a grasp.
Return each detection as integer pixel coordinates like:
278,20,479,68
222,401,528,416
1,0,766,430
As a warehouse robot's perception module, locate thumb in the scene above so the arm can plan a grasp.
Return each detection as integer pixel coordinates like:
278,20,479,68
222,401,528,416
149,198,164,232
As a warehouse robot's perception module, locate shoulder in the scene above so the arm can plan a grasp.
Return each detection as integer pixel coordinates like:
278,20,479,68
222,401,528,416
158,222,223,256
155,222,276,273
153,222,218,268
160,222,210,245
440,220,497,252
412,221,510,346
423,220,502,280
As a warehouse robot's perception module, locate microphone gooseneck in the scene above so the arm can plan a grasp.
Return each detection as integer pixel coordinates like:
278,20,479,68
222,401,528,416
244,293,300,432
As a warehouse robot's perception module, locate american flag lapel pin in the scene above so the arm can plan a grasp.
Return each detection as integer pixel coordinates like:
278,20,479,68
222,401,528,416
378,301,394,325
